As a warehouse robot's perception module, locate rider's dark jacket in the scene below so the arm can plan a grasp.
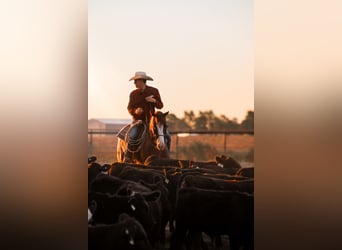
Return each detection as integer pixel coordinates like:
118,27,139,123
127,85,163,121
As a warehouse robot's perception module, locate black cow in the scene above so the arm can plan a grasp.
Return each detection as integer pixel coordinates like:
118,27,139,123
171,187,254,250
236,167,254,178
146,155,242,175
88,162,105,188
202,172,248,180
216,154,241,169
88,213,152,250
180,174,254,194
139,180,171,243
176,170,247,190
118,166,165,184
88,156,113,188
88,156,97,164
111,162,147,177
111,162,179,179
88,190,162,247
89,174,151,195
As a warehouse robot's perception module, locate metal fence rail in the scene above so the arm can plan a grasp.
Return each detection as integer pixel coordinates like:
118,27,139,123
88,129,254,135
88,129,254,163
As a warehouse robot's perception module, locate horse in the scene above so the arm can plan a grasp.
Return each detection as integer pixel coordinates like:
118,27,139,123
117,111,170,165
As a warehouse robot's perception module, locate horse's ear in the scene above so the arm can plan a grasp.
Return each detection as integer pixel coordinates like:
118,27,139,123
163,111,169,116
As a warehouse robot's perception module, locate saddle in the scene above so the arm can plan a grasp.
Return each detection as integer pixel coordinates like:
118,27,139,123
116,120,147,152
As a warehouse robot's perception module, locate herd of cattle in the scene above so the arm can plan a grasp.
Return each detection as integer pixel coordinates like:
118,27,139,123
88,155,254,250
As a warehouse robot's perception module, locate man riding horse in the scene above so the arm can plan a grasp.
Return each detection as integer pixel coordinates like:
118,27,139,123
120,71,171,163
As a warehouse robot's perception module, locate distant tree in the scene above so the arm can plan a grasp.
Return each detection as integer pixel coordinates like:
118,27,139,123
227,117,240,130
167,113,190,131
183,110,196,129
194,112,208,130
202,110,216,130
168,110,254,131
240,110,254,130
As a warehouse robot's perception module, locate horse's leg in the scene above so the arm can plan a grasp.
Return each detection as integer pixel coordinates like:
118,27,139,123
116,139,125,162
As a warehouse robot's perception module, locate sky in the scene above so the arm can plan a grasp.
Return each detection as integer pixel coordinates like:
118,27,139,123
88,0,254,123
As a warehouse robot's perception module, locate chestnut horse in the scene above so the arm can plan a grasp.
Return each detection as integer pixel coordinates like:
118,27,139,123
117,111,170,164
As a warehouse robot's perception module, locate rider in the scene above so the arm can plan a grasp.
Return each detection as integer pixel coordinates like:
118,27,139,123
124,71,171,163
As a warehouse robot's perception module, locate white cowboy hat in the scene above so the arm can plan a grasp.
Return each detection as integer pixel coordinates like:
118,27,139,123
129,71,154,81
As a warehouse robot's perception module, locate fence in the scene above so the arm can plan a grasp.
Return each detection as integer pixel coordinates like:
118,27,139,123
88,129,254,164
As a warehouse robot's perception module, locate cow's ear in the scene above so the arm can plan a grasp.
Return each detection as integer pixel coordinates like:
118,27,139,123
163,111,169,116
88,209,93,222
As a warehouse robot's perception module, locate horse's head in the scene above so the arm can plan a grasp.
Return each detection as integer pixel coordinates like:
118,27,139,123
149,111,169,151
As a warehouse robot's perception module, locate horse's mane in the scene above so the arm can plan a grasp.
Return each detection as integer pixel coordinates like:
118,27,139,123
149,111,167,135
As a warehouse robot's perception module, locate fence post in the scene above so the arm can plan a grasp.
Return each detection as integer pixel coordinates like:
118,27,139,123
223,133,227,153
175,134,179,159
89,130,93,145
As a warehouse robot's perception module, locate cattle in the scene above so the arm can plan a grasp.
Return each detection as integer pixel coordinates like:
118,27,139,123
112,166,171,242
171,187,254,250
180,174,254,194
146,155,242,175
88,162,103,188
139,180,171,243
216,154,242,169
118,166,165,184
176,170,248,190
236,167,254,178
111,162,147,177
89,174,151,195
165,167,231,232
88,190,162,247
89,154,254,248
88,213,152,250
176,172,253,248
88,156,97,164
111,162,179,178
88,156,113,188
202,172,248,180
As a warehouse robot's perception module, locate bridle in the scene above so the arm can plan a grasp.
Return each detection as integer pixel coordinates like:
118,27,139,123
150,116,166,140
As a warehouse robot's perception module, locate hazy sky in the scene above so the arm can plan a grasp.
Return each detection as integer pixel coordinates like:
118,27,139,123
88,0,253,122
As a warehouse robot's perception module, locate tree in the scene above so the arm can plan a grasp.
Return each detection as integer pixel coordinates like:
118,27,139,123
194,111,208,130
241,110,254,130
183,110,196,129
167,110,254,131
167,113,190,131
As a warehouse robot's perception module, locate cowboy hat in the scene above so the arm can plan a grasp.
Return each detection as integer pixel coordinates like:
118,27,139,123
129,71,154,81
